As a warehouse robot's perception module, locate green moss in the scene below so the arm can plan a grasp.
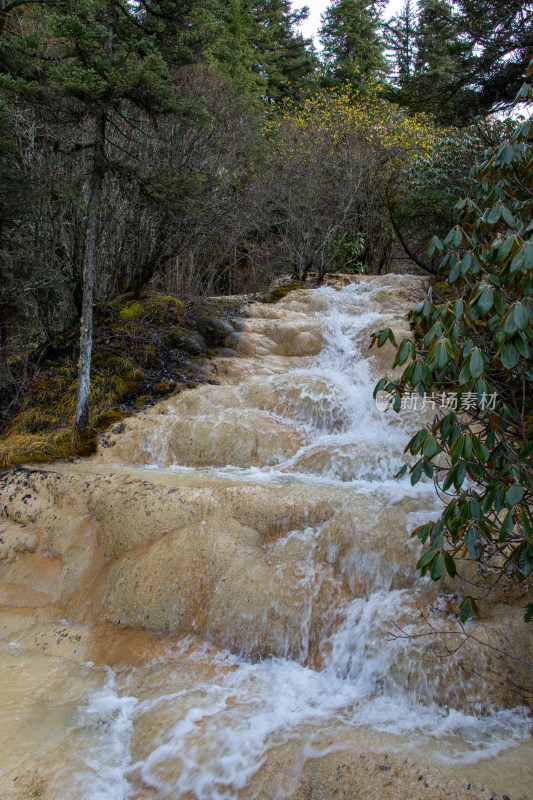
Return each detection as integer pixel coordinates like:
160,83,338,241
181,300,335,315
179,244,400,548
154,380,175,396
264,281,301,303
144,294,183,314
118,294,183,326
0,426,97,470
93,409,126,431
142,295,184,327
120,302,145,320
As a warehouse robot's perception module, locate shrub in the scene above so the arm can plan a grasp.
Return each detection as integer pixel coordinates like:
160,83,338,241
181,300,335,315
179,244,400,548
372,66,533,622
387,118,514,273
260,85,437,279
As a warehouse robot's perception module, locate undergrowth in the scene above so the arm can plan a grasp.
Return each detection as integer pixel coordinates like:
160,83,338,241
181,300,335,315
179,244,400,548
0,291,242,470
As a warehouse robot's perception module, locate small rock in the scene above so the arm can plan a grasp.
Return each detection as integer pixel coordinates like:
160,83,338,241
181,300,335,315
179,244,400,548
167,330,207,355
196,316,235,346
214,347,238,357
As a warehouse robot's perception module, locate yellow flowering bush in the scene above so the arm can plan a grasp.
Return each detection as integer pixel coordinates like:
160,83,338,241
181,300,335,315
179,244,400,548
265,84,437,172
256,86,438,279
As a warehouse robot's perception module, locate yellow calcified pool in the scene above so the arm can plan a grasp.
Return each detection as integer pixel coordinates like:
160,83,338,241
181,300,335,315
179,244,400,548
0,275,531,800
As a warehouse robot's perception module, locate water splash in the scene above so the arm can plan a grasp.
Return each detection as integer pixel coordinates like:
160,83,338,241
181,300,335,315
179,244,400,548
62,278,532,798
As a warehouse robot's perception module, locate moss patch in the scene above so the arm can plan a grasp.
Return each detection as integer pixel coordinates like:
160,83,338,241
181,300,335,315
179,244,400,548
264,281,301,303
1,291,244,470
0,427,97,470
117,295,184,326
154,380,175,396
119,302,145,320
134,394,150,408
93,410,127,431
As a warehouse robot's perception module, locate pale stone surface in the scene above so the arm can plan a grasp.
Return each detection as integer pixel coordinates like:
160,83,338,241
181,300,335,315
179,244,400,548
0,520,39,562
95,386,309,468
0,275,531,800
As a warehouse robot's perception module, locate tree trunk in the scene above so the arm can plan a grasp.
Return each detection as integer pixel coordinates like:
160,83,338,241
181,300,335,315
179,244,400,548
75,0,116,432
75,109,106,431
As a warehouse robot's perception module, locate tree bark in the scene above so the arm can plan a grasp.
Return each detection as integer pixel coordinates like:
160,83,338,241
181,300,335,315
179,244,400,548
75,108,106,431
75,0,116,431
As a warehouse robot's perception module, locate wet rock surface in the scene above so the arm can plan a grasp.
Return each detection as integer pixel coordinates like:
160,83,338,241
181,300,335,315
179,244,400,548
0,275,531,800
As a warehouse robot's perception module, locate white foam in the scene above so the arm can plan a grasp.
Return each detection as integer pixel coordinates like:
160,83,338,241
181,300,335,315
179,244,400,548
75,671,138,800
89,639,531,800
72,279,531,799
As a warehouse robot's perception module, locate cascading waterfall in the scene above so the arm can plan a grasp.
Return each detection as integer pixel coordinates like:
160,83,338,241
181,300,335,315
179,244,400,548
0,275,531,800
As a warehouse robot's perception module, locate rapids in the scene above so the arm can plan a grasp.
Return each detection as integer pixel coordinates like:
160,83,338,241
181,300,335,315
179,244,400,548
0,275,531,800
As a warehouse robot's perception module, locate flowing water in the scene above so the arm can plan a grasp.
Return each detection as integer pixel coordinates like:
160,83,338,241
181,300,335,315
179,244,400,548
0,275,532,800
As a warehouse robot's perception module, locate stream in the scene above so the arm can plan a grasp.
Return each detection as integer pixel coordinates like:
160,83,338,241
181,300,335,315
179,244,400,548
0,275,531,800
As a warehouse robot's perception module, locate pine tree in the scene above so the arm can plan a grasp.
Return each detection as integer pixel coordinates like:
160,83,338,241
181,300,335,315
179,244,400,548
412,0,466,120
251,0,317,102
386,0,532,123
440,0,533,121
213,0,261,95
200,0,317,101
384,0,416,88
32,0,209,430
319,0,385,91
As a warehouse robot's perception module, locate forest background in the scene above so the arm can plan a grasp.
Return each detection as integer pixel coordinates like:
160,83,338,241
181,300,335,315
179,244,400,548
0,0,531,448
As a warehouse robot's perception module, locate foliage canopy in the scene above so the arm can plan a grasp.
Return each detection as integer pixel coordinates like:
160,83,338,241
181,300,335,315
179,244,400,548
373,66,533,621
